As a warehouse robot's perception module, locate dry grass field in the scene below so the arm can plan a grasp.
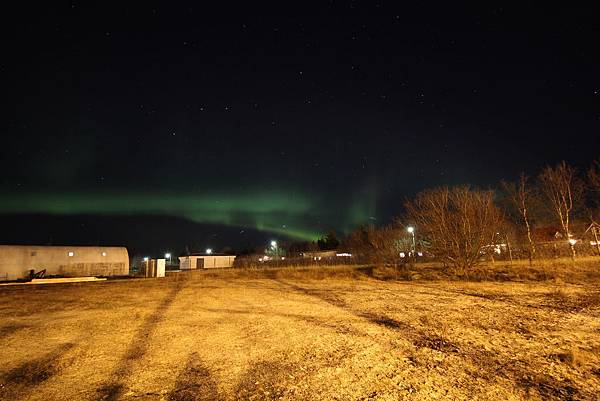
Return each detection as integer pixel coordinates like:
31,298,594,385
1,261,600,400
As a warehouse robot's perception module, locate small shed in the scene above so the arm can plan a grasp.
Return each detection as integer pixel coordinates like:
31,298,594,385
178,254,236,270
0,245,129,281
141,258,166,278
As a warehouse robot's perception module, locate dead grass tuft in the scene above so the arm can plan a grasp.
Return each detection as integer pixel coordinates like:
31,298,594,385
235,361,294,400
414,335,460,353
517,374,579,400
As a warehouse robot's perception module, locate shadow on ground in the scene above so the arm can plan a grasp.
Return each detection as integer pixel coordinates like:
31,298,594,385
167,352,222,401
276,279,590,400
95,281,185,401
0,343,74,400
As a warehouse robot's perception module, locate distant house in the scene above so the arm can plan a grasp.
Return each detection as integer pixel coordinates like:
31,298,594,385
0,245,129,281
178,254,236,270
585,222,600,254
532,226,564,243
301,250,338,259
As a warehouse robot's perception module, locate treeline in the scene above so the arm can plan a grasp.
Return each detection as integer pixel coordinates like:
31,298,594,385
342,159,600,270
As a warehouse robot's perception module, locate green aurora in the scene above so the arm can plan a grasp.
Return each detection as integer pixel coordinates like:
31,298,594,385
0,190,377,241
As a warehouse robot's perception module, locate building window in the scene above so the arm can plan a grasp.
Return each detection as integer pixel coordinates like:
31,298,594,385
101,251,107,257
68,251,75,257
31,251,37,256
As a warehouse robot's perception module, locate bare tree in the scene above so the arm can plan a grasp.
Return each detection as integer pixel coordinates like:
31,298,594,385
586,160,600,255
344,225,372,264
501,173,536,264
590,160,600,186
369,224,405,268
588,160,600,214
538,161,583,258
405,186,503,273
344,223,405,268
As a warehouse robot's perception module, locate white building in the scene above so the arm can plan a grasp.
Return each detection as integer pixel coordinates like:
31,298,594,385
178,254,236,270
141,258,166,278
0,245,129,281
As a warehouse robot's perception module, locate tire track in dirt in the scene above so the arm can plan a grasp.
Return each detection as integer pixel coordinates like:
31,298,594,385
95,280,185,401
0,323,29,339
275,280,460,353
405,284,595,399
409,283,600,315
200,306,367,338
276,279,591,400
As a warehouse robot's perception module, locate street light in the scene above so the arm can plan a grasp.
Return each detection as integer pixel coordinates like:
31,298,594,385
270,240,279,258
165,253,171,265
206,248,212,254
407,226,416,258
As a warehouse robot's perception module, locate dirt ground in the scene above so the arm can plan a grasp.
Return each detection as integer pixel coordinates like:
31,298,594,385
1,265,600,400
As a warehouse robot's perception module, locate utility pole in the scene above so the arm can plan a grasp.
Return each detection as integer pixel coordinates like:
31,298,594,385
407,226,416,263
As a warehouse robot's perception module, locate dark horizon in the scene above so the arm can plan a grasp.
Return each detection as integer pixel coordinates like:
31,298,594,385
3,3,599,249
0,213,286,257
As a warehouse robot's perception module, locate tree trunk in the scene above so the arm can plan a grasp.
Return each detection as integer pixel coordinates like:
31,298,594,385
506,239,513,264
594,227,600,256
523,209,535,263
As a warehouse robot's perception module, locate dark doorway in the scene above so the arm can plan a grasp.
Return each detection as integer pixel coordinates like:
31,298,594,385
196,258,204,269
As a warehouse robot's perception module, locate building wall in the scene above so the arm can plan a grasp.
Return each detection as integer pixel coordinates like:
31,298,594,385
203,256,236,268
178,256,192,270
178,255,236,270
140,258,166,278
156,259,165,277
0,245,129,281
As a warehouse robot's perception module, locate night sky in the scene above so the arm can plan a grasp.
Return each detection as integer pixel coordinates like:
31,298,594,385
2,3,599,254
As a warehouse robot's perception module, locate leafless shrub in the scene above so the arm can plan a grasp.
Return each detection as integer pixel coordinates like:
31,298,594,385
344,223,407,269
405,186,503,272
